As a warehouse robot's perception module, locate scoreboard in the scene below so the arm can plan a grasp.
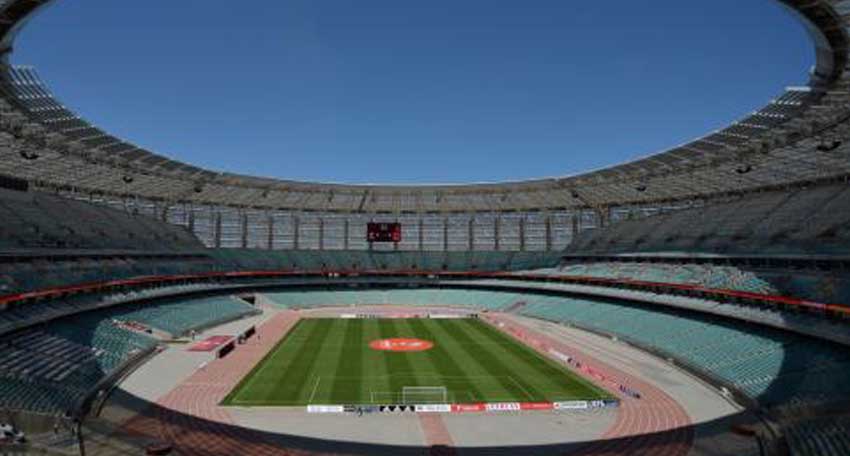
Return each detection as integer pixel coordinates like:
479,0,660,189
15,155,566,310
367,222,402,243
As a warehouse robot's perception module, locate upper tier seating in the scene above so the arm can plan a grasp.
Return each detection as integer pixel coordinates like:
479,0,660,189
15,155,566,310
0,188,204,252
568,183,850,256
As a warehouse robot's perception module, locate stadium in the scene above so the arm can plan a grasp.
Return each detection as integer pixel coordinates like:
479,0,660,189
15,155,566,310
0,0,849,455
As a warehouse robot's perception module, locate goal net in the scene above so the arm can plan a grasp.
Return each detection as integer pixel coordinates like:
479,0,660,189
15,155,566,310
401,386,448,404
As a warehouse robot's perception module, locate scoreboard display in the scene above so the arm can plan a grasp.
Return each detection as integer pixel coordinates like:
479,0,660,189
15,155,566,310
367,222,402,243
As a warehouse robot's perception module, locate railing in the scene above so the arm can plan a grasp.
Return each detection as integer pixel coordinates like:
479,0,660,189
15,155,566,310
1,268,847,317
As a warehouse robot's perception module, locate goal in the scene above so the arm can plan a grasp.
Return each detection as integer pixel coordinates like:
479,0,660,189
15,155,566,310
401,386,448,404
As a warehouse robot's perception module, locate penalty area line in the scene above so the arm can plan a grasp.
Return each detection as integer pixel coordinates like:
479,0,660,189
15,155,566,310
508,375,535,401
308,375,321,403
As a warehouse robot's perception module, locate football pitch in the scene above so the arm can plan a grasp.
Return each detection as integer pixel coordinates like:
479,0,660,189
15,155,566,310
222,318,612,406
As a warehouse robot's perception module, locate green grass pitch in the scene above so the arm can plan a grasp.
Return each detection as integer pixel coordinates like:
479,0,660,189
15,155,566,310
222,318,612,406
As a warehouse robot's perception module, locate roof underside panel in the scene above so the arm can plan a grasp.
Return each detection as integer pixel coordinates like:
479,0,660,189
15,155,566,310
0,0,847,212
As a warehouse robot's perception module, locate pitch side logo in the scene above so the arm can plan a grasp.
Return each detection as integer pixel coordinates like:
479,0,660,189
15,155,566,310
368,338,434,352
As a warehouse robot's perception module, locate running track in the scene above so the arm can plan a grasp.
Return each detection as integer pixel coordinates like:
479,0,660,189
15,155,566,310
121,309,693,455
485,313,693,456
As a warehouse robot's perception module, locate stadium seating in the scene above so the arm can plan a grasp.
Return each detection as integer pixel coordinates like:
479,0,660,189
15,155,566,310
264,287,850,407
0,294,257,415
517,295,850,407
0,283,243,336
0,318,157,415
205,248,561,273
525,261,779,294
0,255,215,295
785,416,850,456
264,288,526,312
0,188,204,252
568,184,850,256
99,296,259,336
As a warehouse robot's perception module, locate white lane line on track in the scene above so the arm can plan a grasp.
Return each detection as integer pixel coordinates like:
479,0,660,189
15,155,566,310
308,375,321,403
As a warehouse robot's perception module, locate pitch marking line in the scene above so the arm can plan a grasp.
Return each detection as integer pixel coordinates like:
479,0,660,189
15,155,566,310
308,375,321,403
508,375,535,401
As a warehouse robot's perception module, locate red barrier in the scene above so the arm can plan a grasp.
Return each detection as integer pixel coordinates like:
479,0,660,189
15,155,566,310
519,402,554,411
1,268,846,316
450,403,486,413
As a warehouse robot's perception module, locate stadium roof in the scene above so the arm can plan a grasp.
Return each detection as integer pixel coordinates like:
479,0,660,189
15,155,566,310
0,0,849,213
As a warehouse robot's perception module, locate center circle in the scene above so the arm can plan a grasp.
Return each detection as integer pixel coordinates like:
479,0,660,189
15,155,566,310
369,338,434,352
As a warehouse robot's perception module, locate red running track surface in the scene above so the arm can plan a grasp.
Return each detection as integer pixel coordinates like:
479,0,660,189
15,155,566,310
122,310,693,455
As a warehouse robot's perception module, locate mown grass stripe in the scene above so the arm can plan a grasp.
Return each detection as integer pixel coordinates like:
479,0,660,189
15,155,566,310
328,319,364,403
220,318,306,405
223,318,612,406
466,319,584,396
261,319,334,403
361,320,392,402
397,319,443,392
467,319,610,400
376,319,420,398
406,318,487,403
439,319,543,401
297,319,351,401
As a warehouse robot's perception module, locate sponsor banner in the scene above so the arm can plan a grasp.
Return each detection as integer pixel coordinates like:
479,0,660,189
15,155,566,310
553,400,588,410
451,403,486,413
519,402,554,411
603,399,621,408
414,404,452,413
307,405,345,414
339,314,358,319
378,404,415,413
384,313,420,319
485,402,521,412
428,314,466,319
589,400,606,409
548,349,572,364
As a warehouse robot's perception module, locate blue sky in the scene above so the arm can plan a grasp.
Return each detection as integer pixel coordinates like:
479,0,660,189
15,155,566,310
15,0,812,184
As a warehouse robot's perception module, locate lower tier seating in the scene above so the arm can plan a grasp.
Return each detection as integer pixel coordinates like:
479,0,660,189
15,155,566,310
264,289,527,312
0,295,258,415
0,318,156,415
785,416,850,456
517,295,850,407
207,249,561,273
528,261,779,295
101,296,259,336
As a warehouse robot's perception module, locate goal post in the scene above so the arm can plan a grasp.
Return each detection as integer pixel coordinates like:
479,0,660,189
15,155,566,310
401,386,448,404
